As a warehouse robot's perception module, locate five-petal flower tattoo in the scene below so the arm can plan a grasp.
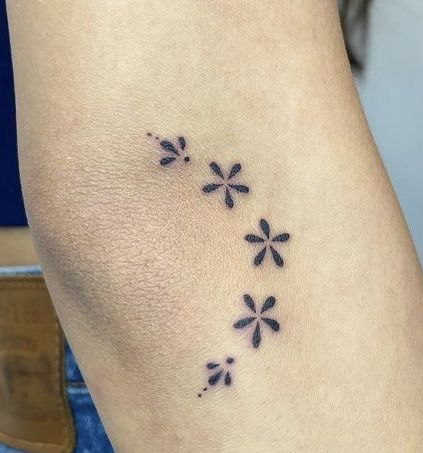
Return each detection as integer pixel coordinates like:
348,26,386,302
145,133,293,393
147,133,190,166
245,219,290,267
202,162,249,209
233,295,280,349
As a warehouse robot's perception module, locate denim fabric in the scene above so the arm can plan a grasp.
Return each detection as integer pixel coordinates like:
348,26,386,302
65,343,114,453
0,267,113,453
0,442,25,452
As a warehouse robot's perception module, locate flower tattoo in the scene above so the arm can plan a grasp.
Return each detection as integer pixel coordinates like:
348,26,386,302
202,162,249,209
245,219,290,267
198,357,235,397
147,133,190,166
233,295,280,349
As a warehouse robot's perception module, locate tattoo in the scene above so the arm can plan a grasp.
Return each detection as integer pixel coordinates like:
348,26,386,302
245,219,290,267
146,132,190,166
143,134,292,394
202,162,249,209
233,295,280,348
198,357,235,397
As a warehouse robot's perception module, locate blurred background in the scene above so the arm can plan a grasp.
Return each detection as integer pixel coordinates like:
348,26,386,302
1,0,422,261
352,0,423,263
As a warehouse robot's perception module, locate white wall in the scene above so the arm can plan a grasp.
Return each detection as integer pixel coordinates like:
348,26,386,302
355,0,423,262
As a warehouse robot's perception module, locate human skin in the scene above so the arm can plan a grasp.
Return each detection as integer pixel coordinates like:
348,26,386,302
6,0,423,451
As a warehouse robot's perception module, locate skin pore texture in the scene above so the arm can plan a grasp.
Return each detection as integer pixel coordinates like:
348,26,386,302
6,0,422,451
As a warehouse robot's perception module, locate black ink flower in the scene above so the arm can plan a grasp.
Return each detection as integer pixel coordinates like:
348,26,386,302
206,357,235,387
202,162,249,208
198,357,235,397
233,295,280,348
245,219,290,267
148,133,190,166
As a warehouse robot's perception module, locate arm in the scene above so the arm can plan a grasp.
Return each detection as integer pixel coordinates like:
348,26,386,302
7,0,422,451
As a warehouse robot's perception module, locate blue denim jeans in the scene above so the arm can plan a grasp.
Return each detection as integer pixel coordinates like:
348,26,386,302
0,267,113,453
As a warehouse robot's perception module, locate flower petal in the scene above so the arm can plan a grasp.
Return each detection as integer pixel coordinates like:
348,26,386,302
224,372,232,386
254,247,267,266
225,188,234,208
208,370,223,385
252,322,261,348
202,183,222,193
160,140,179,155
228,184,249,193
178,136,186,150
270,245,284,267
228,163,241,179
261,296,276,313
160,156,176,165
243,294,256,312
262,317,280,331
244,234,265,243
206,362,220,369
272,233,290,242
260,219,270,238
210,162,224,178
233,317,256,329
